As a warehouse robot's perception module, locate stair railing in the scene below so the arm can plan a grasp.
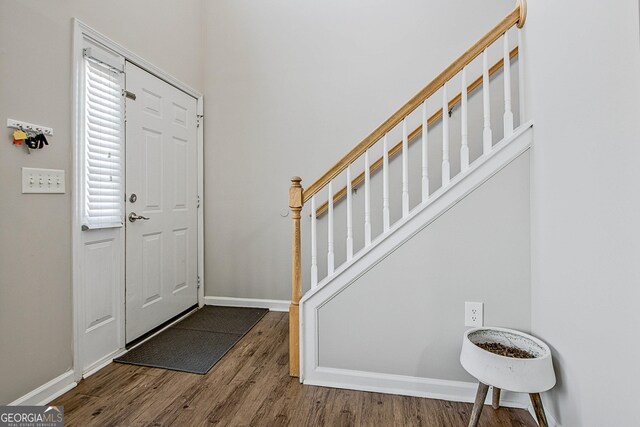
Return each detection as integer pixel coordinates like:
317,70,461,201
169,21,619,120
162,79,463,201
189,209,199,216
288,0,527,377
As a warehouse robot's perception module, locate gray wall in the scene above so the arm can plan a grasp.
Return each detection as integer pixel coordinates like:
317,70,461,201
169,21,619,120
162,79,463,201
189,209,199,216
318,151,531,381
202,0,519,300
0,0,203,405
526,0,640,425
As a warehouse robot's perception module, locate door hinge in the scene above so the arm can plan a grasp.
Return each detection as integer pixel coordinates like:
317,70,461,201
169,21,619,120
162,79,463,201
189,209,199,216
122,90,135,123
197,195,201,208
197,275,201,289
122,91,127,123
196,114,204,128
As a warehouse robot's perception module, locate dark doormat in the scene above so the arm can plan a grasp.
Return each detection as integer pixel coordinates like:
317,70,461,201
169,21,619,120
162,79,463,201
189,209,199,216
114,306,268,374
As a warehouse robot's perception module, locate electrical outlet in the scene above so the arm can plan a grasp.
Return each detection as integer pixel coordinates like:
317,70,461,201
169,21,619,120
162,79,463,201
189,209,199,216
465,302,483,327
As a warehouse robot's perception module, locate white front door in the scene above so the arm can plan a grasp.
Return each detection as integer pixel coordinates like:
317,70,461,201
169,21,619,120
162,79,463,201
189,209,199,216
124,62,198,342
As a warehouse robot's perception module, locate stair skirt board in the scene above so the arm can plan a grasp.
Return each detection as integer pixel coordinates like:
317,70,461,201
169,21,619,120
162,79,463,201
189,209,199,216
204,296,289,312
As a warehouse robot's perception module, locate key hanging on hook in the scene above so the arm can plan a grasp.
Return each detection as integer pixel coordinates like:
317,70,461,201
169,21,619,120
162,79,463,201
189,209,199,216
35,132,44,149
40,132,49,148
25,129,38,150
12,127,27,145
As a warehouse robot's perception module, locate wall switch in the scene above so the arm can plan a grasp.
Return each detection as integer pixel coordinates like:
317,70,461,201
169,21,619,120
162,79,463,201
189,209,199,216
465,302,483,327
22,167,65,194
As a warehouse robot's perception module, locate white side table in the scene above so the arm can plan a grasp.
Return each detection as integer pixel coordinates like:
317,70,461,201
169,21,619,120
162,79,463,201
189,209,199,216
460,327,556,427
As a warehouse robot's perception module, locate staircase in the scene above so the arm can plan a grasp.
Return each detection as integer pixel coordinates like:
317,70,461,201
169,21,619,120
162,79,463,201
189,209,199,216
288,0,530,395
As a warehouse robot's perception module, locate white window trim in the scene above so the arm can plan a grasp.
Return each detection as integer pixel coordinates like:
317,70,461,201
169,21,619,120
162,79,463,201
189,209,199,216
71,19,205,382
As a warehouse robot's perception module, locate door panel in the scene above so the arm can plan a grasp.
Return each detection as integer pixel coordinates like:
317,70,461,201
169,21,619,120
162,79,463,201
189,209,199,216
80,229,123,370
125,62,198,342
142,129,163,210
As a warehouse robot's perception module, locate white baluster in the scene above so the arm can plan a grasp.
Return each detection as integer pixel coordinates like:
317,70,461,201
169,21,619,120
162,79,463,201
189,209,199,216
364,149,372,246
518,28,526,124
346,165,353,261
421,100,429,202
402,119,409,217
327,181,334,275
382,134,390,232
310,195,318,288
482,49,492,154
442,83,450,186
503,32,514,137
461,66,469,172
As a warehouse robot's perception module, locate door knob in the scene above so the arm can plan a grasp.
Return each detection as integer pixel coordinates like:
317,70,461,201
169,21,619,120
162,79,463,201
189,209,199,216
128,212,150,222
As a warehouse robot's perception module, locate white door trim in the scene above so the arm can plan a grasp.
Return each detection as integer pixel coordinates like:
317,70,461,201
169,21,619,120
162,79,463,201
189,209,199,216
71,19,204,382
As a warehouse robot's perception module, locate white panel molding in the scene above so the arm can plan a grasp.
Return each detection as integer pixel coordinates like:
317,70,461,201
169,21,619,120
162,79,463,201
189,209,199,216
305,367,529,409
300,123,533,382
9,371,77,406
204,296,289,312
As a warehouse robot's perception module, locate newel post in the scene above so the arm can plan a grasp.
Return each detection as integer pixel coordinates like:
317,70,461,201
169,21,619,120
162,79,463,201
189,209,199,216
289,176,303,377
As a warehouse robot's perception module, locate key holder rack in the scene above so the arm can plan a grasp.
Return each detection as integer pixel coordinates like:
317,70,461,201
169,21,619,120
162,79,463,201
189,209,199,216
7,118,54,154
7,119,54,136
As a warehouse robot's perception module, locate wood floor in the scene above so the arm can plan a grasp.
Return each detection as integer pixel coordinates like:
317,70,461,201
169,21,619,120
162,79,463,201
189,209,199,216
53,312,536,426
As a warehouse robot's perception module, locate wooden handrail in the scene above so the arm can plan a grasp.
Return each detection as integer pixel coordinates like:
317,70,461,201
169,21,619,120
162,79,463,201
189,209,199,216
302,0,525,204
314,46,519,217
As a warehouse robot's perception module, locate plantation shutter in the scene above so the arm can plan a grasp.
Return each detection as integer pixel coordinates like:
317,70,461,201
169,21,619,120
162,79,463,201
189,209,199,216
82,54,125,229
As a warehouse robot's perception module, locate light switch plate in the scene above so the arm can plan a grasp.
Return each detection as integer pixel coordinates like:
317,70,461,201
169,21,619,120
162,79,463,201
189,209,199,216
22,167,65,194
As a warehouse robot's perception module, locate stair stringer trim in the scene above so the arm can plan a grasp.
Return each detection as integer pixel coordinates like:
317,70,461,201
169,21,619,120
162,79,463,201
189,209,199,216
300,122,533,392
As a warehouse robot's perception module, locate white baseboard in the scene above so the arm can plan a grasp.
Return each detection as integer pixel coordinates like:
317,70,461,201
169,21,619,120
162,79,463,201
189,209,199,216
305,367,530,408
528,403,561,427
204,296,289,312
9,370,77,406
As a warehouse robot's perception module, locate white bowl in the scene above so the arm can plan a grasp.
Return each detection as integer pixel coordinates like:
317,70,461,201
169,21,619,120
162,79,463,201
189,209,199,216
460,327,556,393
